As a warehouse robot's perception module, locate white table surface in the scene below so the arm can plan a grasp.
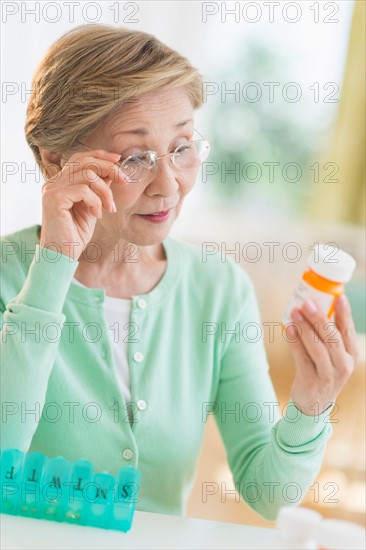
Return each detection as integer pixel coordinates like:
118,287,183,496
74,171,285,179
0,511,279,550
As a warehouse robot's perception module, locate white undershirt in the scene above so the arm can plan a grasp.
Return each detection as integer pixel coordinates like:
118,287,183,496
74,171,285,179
72,277,132,403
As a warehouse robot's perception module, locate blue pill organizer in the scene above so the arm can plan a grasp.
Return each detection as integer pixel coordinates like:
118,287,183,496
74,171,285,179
0,448,141,532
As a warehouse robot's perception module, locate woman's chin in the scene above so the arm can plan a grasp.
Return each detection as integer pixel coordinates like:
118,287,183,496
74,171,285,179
129,214,176,245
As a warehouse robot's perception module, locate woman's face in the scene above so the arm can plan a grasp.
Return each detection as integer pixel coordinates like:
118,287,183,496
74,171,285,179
82,87,199,246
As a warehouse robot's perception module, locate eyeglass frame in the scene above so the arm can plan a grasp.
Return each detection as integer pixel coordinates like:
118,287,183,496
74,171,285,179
75,128,211,182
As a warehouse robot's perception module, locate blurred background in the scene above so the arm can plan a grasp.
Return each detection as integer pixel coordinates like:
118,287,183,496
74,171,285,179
1,0,365,529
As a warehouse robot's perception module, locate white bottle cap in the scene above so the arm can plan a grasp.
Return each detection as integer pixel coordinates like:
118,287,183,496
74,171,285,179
276,507,322,543
316,519,366,550
307,244,356,283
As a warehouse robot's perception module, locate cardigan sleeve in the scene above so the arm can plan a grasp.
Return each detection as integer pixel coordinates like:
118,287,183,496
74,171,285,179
213,271,334,520
0,244,79,452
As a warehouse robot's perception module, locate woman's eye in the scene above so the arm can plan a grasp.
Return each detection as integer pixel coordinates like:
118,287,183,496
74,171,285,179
121,154,145,166
175,143,193,155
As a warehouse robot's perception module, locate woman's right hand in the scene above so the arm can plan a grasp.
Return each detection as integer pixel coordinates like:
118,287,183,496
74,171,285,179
39,149,128,261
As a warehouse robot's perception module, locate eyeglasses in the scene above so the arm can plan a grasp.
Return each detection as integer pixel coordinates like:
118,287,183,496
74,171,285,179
76,129,211,183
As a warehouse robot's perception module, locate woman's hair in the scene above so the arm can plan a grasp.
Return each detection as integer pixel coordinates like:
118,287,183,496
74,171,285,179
25,24,203,179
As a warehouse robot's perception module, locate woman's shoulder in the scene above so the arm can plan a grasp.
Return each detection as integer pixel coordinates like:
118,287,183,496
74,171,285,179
1,223,40,243
1,224,40,295
165,235,255,302
1,223,39,263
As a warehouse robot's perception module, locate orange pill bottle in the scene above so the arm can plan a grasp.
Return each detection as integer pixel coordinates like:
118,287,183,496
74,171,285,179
282,243,356,326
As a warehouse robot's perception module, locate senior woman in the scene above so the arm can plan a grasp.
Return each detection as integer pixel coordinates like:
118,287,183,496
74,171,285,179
1,25,359,520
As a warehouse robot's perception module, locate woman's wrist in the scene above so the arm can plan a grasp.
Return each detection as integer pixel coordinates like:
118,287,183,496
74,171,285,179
291,400,335,417
276,400,335,448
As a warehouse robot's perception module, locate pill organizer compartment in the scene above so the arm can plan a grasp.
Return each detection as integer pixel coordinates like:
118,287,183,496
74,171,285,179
0,448,141,532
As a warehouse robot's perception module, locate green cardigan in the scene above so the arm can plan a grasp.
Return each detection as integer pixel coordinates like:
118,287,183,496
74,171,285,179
0,224,333,520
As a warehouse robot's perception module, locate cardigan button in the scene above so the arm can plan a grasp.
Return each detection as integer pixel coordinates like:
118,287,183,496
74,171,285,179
122,449,133,460
137,400,147,411
137,298,147,309
133,351,143,363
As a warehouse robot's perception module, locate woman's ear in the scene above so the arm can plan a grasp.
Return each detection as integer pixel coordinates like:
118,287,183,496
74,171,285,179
39,148,63,179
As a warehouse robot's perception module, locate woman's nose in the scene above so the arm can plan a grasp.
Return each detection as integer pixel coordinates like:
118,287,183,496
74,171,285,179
145,157,180,197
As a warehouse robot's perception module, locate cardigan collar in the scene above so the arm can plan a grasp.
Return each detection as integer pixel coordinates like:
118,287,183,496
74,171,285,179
23,224,182,309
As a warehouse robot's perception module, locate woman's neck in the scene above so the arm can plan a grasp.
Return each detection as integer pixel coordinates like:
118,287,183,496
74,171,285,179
37,226,167,299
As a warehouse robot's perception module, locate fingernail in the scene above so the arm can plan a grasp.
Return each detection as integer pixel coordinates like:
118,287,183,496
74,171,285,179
304,299,317,314
111,201,117,212
111,153,121,161
292,310,304,322
338,294,348,307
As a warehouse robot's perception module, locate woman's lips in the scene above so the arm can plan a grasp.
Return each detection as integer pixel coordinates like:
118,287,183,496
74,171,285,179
138,208,172,223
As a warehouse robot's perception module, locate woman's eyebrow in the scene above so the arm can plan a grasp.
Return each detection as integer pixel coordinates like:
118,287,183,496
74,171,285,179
175,118,194,128
112,119,194,137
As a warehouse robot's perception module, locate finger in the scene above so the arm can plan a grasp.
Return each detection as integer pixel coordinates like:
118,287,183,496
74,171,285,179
68,149,121,165
45,170,115,214
61,153,123,184
334,294,360,365
75,157,124,181
286,323,317,376
290,309,334,378
299,299,348,368
60,149,130,187
83,170,116,213
76,155,129,185
79,158,128,184
54,184,103,219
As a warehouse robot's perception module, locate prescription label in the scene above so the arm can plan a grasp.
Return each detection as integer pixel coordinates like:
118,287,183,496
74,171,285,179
282,279,335,325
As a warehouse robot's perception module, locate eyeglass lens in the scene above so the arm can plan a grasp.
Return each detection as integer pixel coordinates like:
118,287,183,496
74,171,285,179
118,140,211,183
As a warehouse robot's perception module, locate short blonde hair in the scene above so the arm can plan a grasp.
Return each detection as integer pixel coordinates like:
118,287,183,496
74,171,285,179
25,24,203,179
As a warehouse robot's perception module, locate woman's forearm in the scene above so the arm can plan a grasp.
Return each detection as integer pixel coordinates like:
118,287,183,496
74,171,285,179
0,243,79,452
218,400,333,521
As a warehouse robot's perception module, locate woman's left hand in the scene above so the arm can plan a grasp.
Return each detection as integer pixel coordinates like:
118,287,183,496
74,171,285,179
287,294,360,416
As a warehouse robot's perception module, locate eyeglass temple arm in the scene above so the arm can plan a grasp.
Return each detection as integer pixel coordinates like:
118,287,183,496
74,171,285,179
194,128,209,141
75,142,93,152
